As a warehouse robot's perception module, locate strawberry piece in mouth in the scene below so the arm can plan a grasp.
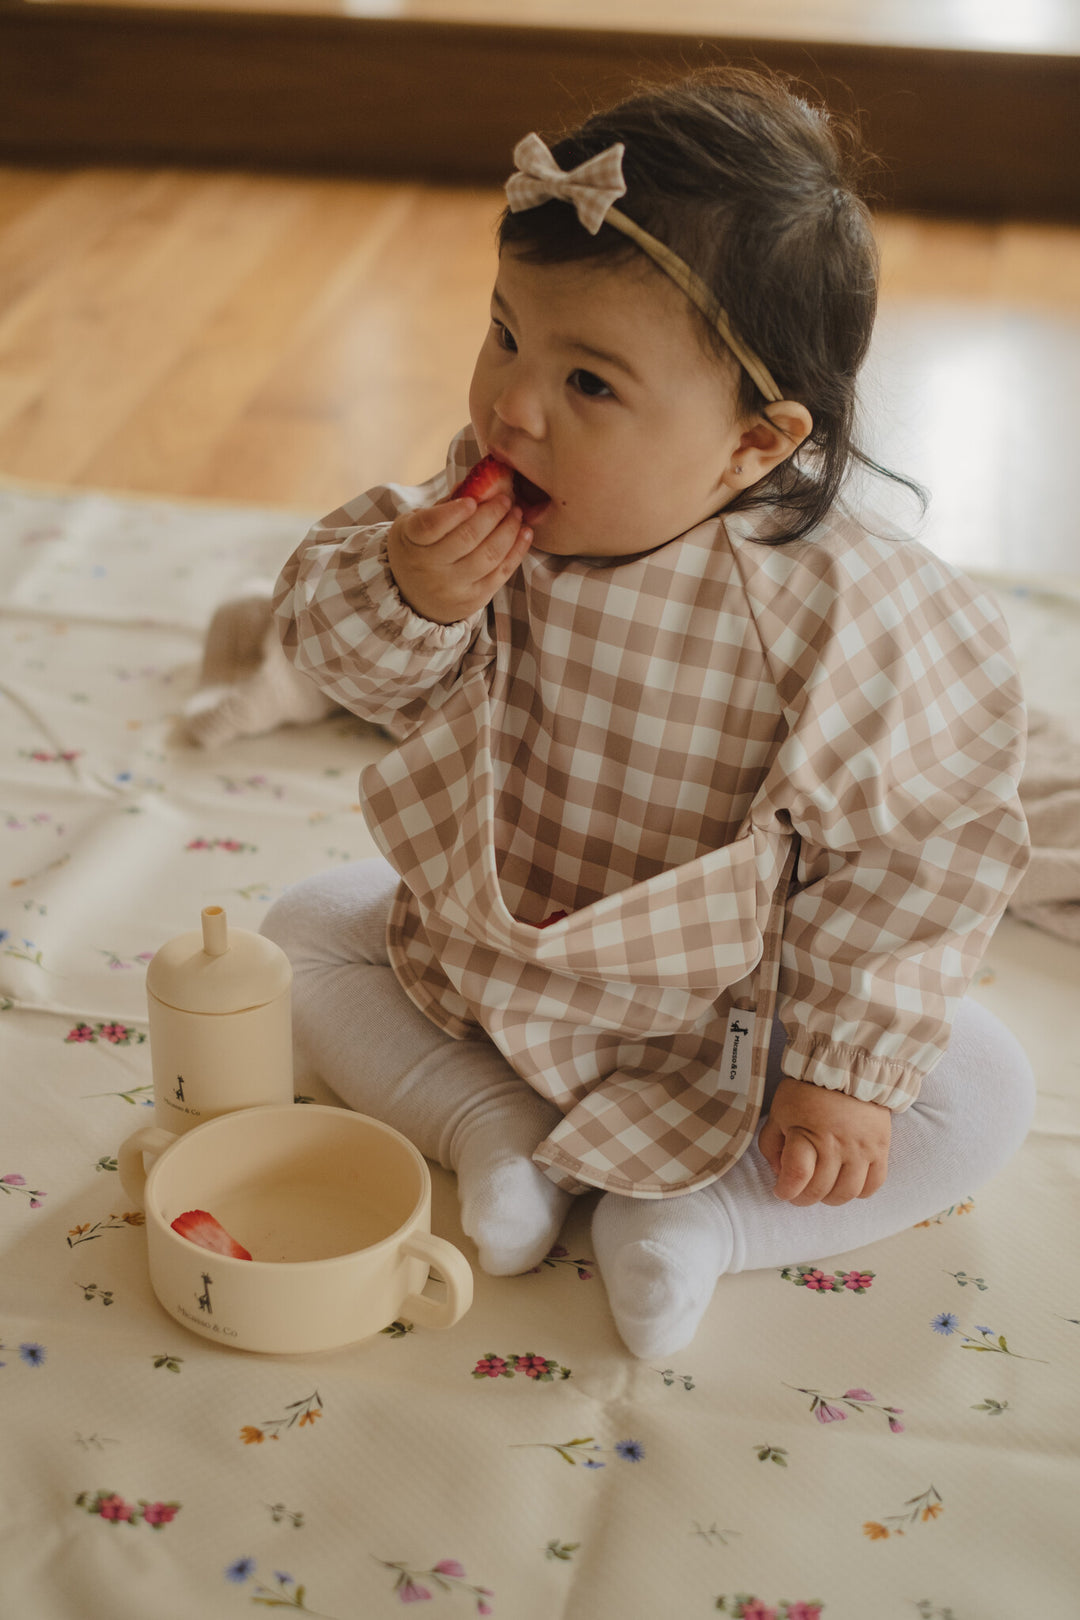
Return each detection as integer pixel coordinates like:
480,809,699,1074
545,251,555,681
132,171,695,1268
451,454,550,522
171,1208,253,1260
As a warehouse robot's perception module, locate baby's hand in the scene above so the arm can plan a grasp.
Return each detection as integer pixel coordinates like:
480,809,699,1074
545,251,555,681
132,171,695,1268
386,491,532,626
758,1076,891,1206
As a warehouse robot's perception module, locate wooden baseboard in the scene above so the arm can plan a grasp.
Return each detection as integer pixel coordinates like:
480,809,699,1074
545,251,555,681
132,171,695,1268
1,4,1076,217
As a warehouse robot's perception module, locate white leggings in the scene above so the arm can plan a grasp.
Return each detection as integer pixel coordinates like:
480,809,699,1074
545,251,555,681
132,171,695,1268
261,857,1036,1278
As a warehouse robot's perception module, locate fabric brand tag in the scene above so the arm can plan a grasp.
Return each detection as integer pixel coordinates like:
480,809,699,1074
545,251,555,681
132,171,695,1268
719,1011,757,1096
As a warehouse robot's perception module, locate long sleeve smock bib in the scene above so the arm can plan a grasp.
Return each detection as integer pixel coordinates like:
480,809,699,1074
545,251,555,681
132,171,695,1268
274,429,1029,1198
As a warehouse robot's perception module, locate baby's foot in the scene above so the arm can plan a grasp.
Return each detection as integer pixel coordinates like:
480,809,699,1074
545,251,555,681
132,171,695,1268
456,1131,572,1276
591,1188,734,1357
181,590,337,748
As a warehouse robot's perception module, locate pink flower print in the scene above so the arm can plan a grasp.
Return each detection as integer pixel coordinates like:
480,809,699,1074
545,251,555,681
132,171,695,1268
740,1602,778,1620
478,1605,493,1617
841,1270,874,1291
843,1389,875,1401
786,1605,823,1620
473,1356,509,1378
1,1174,26,1187
186,838,210,850
65,1023,96,1043
515,1355,550,1379
98,1023,129,1044
399,1580,432,1603
98,1494,135,1522
815,1402,848,1424
433,1562,465,1578
219,839,245,852
141,1502,178,1526
802,1270,833,1291
888,1417,905,1434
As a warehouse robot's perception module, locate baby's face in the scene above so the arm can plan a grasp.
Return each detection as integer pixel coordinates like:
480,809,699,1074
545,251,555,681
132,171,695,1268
468,249,748,560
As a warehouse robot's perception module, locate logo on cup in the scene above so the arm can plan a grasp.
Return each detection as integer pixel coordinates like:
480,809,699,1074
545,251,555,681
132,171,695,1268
197,1272,214,1315
174,1074,186,1103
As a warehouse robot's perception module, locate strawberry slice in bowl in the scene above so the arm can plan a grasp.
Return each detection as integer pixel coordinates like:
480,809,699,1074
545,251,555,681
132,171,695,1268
171,1208,253,1260
450,454,550,524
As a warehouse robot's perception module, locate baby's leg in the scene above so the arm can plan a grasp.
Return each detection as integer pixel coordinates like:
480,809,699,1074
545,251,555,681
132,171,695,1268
260,859,570,1275
592,999,1036,1356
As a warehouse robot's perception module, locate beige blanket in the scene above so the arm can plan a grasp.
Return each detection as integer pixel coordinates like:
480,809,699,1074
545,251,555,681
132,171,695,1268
5,478,1073,1620
1011,708,1080,942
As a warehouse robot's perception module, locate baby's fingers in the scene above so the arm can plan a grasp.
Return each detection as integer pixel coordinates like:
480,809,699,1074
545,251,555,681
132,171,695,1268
771,1132,820,1203
399,497,478,548
470,515,533,595
758,1115,783,1178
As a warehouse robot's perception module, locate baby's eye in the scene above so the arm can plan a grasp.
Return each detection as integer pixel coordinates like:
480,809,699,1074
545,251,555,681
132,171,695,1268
569,368,613,399
492,319,517,353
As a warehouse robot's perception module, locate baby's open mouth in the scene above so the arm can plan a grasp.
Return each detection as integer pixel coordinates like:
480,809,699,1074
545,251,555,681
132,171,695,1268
512,471,550,521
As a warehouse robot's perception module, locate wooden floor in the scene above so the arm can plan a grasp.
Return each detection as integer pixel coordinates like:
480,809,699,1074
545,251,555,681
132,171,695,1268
0,164,1077,574
5,2,1077,218
43,0,1080,51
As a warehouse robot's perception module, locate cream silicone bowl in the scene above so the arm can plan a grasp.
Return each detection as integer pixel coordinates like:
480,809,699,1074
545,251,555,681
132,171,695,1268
119,1104,473,1354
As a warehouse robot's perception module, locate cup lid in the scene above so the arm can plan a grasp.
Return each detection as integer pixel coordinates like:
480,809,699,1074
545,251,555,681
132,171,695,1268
146,907,292,1014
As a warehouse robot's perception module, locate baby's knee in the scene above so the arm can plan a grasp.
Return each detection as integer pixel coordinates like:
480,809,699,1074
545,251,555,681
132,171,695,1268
260,872,333,959
260,857,396,968
935,998,1037,1170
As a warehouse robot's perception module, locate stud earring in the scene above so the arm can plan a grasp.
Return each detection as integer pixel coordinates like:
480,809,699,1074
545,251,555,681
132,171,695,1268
734,464,744,474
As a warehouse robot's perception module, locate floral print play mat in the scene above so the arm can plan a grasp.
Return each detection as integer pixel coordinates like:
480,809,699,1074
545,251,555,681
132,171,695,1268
1,477,1077,1619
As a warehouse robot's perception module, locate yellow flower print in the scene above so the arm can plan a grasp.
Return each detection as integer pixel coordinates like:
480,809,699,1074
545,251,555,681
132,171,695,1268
239,1391,323,1442
866,1484,943,1539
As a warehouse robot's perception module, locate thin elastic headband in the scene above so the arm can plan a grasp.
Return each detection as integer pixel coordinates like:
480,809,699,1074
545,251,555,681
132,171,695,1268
504,133,783,404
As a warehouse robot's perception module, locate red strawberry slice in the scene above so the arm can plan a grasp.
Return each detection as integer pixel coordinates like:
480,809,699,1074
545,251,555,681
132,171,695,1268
450,454,515,504
171,1208,253,1260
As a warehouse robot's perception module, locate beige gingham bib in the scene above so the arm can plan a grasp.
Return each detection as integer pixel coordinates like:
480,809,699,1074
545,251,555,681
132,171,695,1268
275,429,1029,1197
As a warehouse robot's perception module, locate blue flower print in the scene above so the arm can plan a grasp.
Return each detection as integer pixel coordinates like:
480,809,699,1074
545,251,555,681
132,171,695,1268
614,1439,645,1462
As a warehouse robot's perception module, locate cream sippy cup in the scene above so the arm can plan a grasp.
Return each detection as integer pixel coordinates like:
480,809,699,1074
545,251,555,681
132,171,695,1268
143,904,294,1132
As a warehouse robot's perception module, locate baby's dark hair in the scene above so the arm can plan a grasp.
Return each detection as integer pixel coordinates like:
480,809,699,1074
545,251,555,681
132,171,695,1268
498,66,922,543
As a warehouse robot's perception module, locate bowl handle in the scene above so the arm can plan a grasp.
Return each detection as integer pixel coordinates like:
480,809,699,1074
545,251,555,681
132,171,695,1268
399,1231,474,1329
118,1126,178,1206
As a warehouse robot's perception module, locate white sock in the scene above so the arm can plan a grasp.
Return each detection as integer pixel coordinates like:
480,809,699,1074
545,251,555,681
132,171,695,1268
453,1103,573,1277
182,586,338,748
592,1187,734,1358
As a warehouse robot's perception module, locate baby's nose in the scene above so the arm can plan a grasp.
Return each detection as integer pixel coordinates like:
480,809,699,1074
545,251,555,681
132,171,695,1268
493,378,545,439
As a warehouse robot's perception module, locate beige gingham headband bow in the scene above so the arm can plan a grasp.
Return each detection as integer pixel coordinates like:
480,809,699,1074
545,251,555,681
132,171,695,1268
505,134,782,404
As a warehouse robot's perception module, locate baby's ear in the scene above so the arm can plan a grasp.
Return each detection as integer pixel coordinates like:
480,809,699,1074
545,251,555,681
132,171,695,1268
725,401,813,491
